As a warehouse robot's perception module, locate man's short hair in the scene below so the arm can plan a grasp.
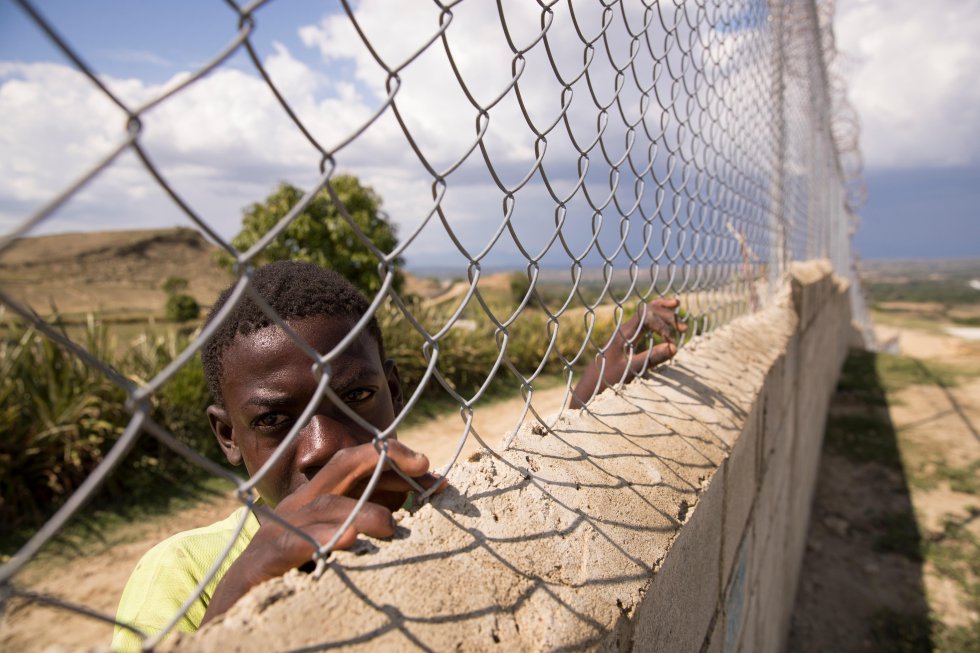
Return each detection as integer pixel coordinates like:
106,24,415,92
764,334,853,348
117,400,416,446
201,260,385,405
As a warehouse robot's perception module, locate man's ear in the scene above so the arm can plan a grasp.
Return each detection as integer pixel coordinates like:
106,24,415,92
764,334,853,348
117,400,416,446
383,359,404,415
207,405,242,466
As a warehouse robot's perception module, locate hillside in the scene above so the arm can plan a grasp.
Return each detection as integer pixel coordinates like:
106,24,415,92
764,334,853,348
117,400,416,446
0,228,493,320
0,228,232,319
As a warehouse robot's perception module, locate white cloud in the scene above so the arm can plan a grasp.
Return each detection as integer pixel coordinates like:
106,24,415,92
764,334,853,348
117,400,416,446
0,46,381,240
836,0,980,168
0,1,771,269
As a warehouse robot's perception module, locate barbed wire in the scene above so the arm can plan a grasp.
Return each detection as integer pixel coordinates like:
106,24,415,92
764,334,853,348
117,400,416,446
0,0,872,649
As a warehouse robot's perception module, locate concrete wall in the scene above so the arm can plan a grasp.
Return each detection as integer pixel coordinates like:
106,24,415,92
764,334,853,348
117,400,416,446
171,260,852,652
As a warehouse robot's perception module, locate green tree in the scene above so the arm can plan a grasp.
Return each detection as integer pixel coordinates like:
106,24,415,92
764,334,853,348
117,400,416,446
224,176,405,296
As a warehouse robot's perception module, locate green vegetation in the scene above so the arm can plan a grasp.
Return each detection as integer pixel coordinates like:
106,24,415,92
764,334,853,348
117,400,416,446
379,297,618,423
161,275,199,323
161,276,189,295
833,347,976,403
876,355,968,393
927,511,980,602
509,272,532,307
825,411,901,468
834,348,889,404
868,280,980,306
873,511,923,561
924,511,980,652
934,623,980,653
164,293,200,322
0,314,221,554
223,176,405,296
824,349,900,467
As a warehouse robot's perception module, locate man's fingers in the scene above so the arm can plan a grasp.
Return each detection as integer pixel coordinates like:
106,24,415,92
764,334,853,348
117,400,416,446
383,440,432,479
641,311,676,344
642,298,689,339
303,440,431,499
254,495,395,575
342,497,396,539
302,494,395,540
416,471,449,494
629,342,678,375
650,297,680,309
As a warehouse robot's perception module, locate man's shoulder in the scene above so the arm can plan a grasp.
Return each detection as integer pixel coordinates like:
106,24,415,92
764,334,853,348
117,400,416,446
138,505,257,572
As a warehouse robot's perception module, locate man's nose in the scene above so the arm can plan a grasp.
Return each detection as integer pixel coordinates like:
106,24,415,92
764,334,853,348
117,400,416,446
295,414,363,479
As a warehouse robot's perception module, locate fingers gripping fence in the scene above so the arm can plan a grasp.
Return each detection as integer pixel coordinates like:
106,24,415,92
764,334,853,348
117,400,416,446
0,0,871,649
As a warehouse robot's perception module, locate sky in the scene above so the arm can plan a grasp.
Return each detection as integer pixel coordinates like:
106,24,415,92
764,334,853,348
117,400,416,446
835,0,980,259
0,0,977,266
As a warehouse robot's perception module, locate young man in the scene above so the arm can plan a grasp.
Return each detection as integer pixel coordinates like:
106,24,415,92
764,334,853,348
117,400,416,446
112,261,683,650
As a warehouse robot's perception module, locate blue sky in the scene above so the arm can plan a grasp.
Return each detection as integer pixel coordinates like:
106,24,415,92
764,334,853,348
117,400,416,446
1,0,977,266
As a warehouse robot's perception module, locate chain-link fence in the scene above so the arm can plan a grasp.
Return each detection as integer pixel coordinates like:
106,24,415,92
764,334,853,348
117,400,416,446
0,0,870,649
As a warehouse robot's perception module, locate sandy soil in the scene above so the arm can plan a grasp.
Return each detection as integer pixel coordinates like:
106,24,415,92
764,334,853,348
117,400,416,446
0,386,570,652
788,316,980,651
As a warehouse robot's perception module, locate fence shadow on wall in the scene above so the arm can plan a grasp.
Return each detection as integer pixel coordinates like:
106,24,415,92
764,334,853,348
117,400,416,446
184,350,763,652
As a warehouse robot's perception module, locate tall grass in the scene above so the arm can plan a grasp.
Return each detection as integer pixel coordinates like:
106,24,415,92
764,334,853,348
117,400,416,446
0,316,128,530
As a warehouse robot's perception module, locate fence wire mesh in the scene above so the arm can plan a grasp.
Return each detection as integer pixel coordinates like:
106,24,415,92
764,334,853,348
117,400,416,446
0,0,872,649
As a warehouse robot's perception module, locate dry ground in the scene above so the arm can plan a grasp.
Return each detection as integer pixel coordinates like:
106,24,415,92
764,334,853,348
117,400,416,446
788,309,980,652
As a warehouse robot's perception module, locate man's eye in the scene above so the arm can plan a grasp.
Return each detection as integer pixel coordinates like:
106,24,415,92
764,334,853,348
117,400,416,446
343,388,374,403
252,413,290,429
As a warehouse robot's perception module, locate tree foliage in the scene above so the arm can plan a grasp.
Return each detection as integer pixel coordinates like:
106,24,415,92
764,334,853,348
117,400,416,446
225,176,405,296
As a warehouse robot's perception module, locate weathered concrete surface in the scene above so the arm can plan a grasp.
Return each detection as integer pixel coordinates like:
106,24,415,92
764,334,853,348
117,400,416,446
170,261,851,652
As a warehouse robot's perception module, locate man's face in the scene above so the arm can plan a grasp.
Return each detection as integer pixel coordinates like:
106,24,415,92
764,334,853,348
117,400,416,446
207,315,402,508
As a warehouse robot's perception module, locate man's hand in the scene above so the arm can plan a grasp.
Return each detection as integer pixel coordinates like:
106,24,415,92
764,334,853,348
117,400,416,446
570,297,687,408
201,440,444,625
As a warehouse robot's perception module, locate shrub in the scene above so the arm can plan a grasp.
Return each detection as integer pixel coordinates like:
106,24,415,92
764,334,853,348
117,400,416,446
161,276,189,295
165,293,200,322
0,317,127,529
509,272,532,307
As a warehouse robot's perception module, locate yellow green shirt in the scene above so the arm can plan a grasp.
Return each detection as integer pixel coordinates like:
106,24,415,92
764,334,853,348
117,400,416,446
111,506,260,652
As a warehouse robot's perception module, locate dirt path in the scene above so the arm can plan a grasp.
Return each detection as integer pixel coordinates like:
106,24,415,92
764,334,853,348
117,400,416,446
0,386,570,652
788,318,980,652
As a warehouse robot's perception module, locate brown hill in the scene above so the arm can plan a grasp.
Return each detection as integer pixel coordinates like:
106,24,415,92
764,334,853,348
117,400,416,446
0,228,458,320
0,228,233,319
